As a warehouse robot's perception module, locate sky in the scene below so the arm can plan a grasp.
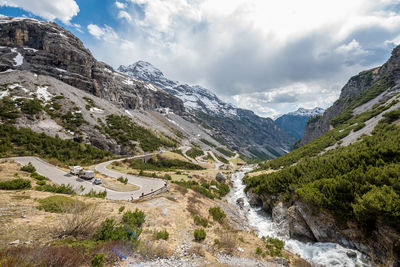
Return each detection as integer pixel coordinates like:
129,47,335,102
1,0,400,117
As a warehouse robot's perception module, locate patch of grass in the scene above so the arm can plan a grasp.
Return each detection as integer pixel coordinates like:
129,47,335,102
37,195,82,213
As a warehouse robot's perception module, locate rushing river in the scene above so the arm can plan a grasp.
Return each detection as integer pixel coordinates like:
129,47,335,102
228,170,371,267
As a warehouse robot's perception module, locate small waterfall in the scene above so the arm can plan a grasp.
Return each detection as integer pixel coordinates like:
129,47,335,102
228,171,370,267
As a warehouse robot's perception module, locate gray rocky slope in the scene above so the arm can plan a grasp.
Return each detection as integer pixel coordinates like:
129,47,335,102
0,16,231,156
119,61,295,159
299,45,400,146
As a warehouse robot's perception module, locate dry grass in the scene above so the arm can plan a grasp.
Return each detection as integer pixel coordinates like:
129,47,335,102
137,240,172,259
159,151,189,162
187,244,205,257
56,201,103,238
215,231,237,255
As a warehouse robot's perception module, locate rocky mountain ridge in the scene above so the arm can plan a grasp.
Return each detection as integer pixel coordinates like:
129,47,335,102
0,15,185,115
299,45,400,146
119,61,296,159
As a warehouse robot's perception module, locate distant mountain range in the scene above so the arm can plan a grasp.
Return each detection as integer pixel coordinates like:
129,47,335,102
119,61,296,159
275,107,324,140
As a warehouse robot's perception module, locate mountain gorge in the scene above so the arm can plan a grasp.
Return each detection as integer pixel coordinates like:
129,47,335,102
245,44,400,266
119,61,296,159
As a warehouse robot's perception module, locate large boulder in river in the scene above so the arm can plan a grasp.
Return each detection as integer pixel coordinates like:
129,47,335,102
215,172,227,183
236,197,244,209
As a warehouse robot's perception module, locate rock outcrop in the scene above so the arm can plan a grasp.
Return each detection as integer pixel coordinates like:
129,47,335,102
0,16,185,114
267,200,400,266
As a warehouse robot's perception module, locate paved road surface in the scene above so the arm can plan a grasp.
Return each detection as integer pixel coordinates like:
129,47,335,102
10,156,166,201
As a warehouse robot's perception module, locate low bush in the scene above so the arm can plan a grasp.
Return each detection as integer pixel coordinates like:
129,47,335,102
20,162,36,173
91,253,105,267
84,189,107,199
153,229,169,240
0,178,31,190
119,206,125,213
122,209,146,228
265,237,285,257
35,183,75,194
194,229,206,241
193,215,208,227
30,172,47,181
216,147,235,157
209,206,226,223
117,177,128,184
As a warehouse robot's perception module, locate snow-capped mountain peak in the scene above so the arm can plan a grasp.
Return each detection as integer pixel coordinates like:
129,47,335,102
118,61,238,117
118,61,165,81
287,107,325,117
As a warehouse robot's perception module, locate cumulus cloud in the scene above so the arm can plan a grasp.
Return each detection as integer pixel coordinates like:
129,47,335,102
86,0,400,117
115,1,126,9
87,24,118,41
0,0,79,24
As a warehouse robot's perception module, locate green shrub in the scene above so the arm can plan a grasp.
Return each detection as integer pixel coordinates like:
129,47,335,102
91,253,105,267
35,183,74,194
193,215,208,227
214,239,220,245
119,206,125,213
256,247,262,255
0,178,31,190
30,172,47,181
37,195,81,213
20,98,42,115
209,206,226,223
154,229,169,240
265,237,285,257
95,218,127,241
164,174,172,180
20,162,36,173
84,189,107,198
194,229,206,241
122,209,146,228
215,154,229,164
36,180,46,186
117,177,128,184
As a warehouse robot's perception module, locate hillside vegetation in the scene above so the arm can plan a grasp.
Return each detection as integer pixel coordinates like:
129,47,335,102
0,124,112,165
246,108,400,231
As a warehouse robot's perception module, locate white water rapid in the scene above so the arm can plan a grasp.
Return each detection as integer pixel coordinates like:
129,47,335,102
228,170,371,267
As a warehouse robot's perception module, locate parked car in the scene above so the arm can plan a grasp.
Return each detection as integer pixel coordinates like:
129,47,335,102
93,178,102,185
79,170,95,180
70,166,83,175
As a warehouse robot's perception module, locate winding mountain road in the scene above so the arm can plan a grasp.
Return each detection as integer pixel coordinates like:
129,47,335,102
10,155,167,201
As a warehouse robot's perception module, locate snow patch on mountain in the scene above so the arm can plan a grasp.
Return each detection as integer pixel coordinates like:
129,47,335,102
118,61,237,116
284,107,325,118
